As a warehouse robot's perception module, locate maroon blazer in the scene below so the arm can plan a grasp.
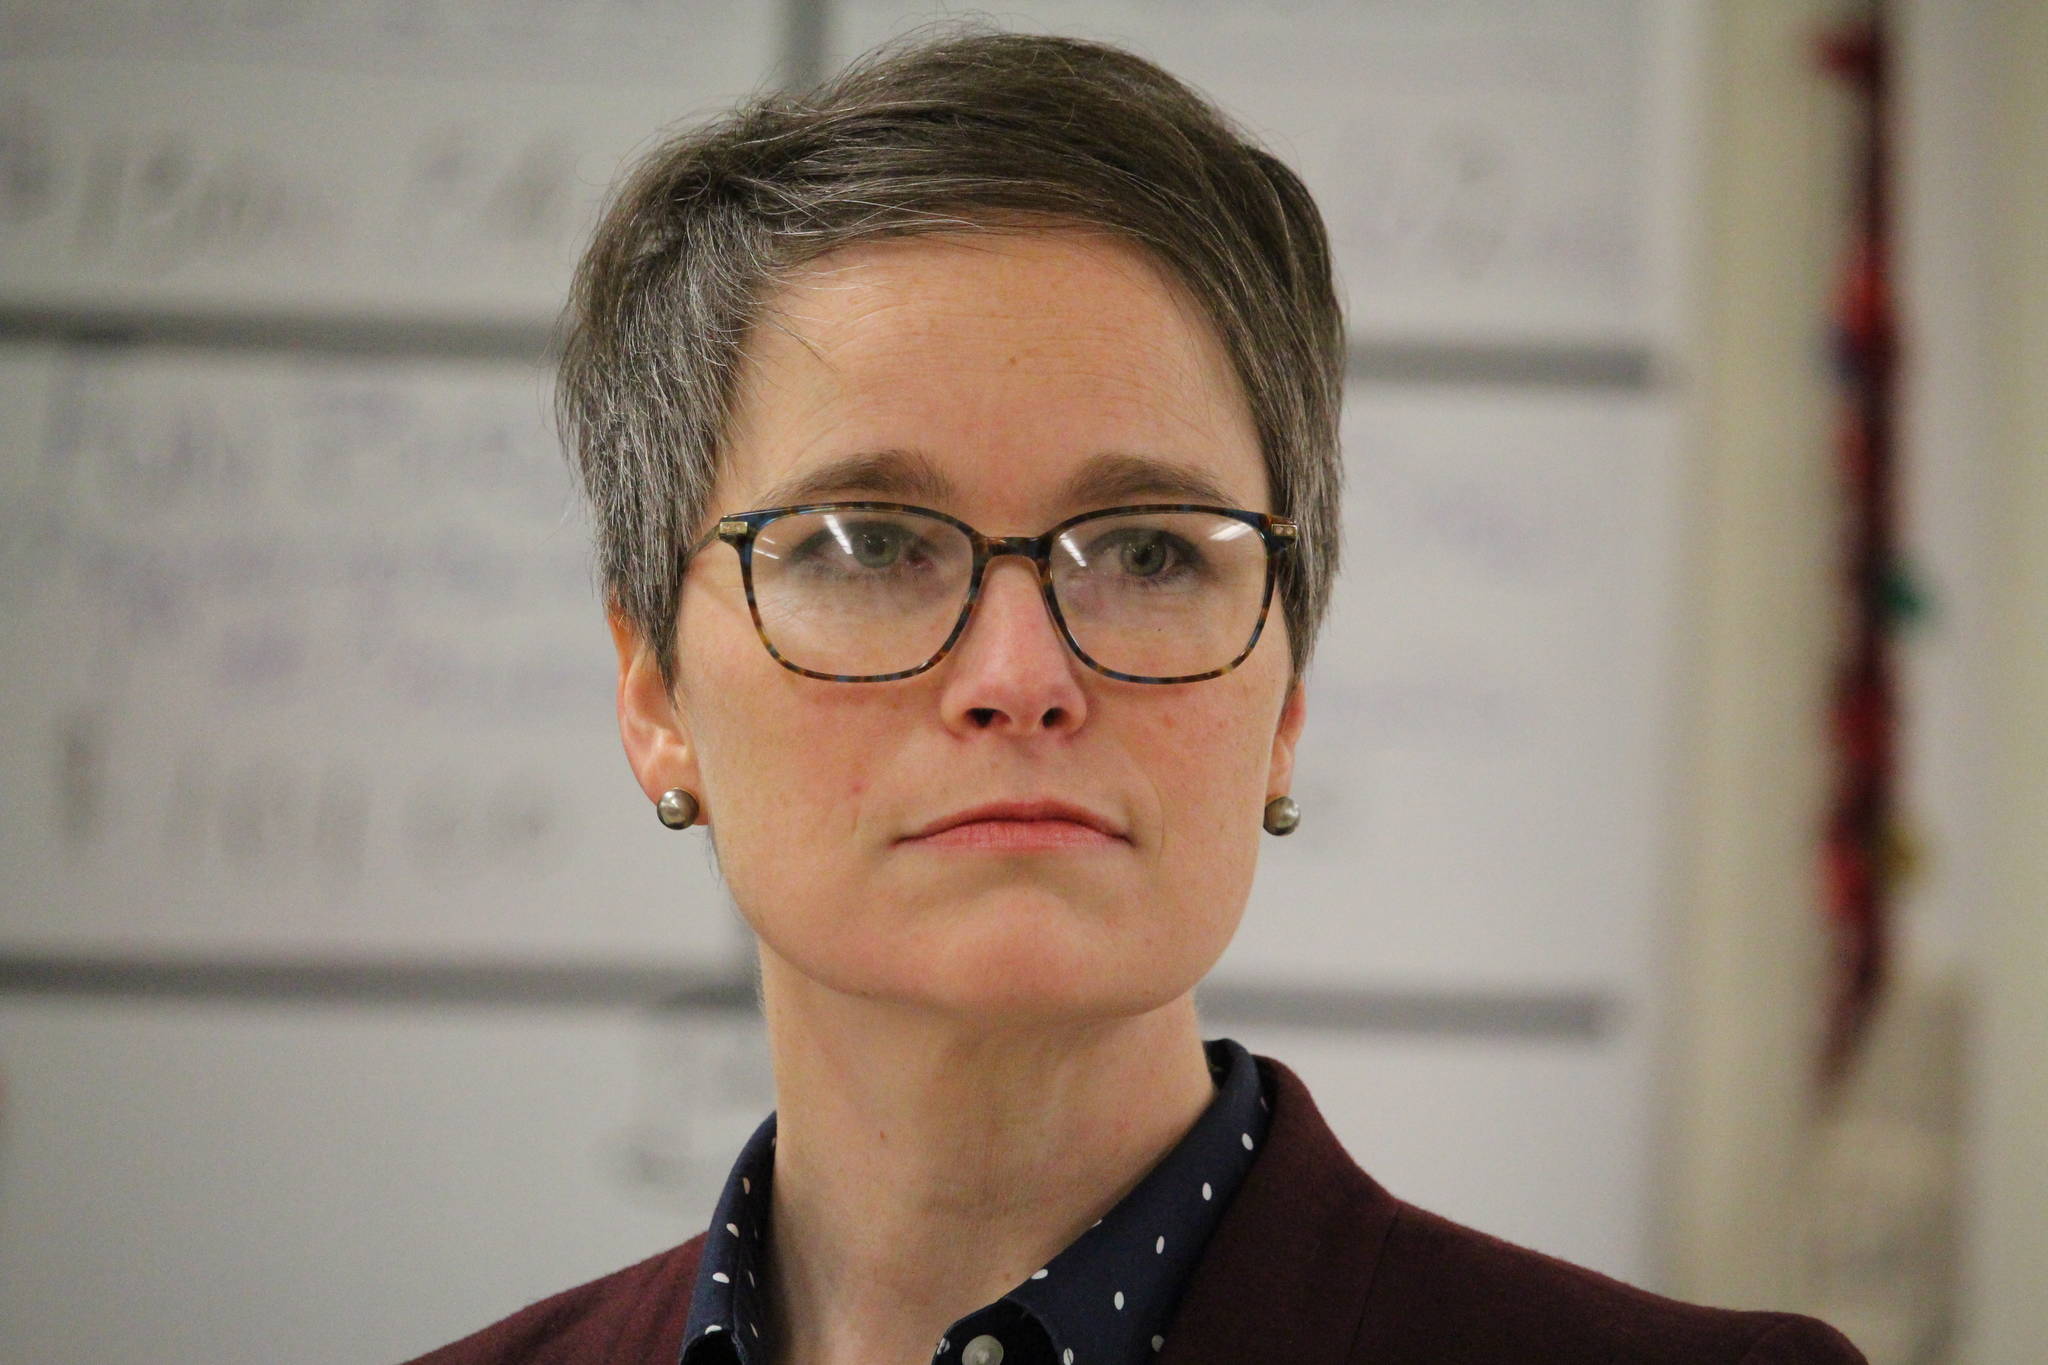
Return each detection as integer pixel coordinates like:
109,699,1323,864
405,1054,1865,1364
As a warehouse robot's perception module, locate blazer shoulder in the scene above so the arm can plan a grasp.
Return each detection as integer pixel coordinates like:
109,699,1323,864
1738,1316,1868,1365
1357,1200,1866,1365
397,1234,705,1365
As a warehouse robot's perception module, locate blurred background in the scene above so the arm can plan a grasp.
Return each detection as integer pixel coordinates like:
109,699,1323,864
0,1,2040,1361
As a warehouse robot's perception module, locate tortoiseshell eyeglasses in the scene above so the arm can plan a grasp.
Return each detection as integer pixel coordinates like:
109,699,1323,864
682,501,1298,684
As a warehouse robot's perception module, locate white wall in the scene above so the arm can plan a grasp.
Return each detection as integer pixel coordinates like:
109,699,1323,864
1967,2,2048,1357
1668,0,1862,1312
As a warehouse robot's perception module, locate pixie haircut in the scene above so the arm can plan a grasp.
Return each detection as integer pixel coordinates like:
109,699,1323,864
557,27,1345,688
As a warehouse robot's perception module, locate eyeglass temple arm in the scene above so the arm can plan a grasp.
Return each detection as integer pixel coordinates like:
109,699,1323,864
678,517,752,567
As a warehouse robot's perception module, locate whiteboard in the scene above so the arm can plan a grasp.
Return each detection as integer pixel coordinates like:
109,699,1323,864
0,996,760,1365
1219,381,1686,994
0,341,743,965
835,0,1698,349
1,348,1682,985
0,1,779,325
0,995,1649,1364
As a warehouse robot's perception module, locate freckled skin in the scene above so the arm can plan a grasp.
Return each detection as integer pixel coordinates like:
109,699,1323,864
612,229,1306,1026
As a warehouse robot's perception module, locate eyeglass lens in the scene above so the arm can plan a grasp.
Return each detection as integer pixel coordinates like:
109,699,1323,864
745,508,1272,680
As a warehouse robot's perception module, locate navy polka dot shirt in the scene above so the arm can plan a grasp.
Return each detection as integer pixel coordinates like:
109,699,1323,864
680,1037,1271,1365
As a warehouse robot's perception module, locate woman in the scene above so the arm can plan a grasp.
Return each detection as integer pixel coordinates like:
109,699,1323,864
410,30,1863,1365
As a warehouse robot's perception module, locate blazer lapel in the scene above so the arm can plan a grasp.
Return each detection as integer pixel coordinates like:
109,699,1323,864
1156,1054,1397,1365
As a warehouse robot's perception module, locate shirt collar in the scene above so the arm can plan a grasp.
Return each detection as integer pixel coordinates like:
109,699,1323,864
681,1037,1271,1365
682,1110,775,1362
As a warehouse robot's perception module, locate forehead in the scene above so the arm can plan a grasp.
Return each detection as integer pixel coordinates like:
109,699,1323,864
714,229,1265,520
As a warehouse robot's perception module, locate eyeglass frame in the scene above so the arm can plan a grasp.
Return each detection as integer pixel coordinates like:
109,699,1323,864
679,500,1300,685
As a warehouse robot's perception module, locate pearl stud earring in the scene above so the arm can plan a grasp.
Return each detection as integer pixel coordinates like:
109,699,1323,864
656,788,700,830
1262,795,1300,836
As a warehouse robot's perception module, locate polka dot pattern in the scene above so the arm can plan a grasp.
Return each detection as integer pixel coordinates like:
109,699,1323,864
679,1038,1271,1365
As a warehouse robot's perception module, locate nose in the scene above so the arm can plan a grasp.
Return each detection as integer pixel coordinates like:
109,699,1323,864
935,553,1089,733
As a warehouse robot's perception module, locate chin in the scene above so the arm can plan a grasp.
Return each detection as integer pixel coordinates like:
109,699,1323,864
778,885,1223,1027
904,899,1219,1026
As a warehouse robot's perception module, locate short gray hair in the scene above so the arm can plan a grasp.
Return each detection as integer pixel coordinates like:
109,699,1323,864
557,26,1345,687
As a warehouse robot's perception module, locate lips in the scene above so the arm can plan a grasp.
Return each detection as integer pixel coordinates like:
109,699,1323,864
906,799,1126,841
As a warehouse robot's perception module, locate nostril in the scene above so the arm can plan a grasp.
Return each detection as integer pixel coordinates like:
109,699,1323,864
970,707,997,728
1041,707,1066,728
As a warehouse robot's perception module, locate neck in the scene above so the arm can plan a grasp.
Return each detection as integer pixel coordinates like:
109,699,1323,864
755,943,1215,1365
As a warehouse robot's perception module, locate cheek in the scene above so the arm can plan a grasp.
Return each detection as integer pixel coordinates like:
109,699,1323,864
1138,686,1276,929
701,692,878,849
677,589,879,876
1148,685,1275,823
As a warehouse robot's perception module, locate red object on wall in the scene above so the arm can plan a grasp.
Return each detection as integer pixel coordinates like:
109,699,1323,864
1818,15,1906,1083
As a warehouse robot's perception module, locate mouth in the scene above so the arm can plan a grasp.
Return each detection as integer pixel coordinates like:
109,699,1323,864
901,800,1128,851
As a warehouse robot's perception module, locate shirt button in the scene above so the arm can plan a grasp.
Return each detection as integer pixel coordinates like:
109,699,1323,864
961,1335,1005,1365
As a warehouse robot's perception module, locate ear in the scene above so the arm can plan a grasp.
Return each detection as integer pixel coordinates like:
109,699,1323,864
1267,674,1307,800
609,608,702,812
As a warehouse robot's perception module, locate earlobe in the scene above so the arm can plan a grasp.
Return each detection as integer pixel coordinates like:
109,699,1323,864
1268,675,1307,799
609,609,701,807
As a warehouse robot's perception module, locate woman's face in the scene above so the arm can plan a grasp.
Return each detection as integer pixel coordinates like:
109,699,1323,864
615,229,1306,1026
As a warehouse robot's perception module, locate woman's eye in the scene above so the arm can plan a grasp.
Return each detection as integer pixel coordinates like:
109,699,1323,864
803,521,927,571
851,527,904,567
848,523,942,570
1119,534,1170,575
1099,530,1192,578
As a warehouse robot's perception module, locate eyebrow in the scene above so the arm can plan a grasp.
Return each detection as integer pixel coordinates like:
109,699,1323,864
753,447,1242,513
